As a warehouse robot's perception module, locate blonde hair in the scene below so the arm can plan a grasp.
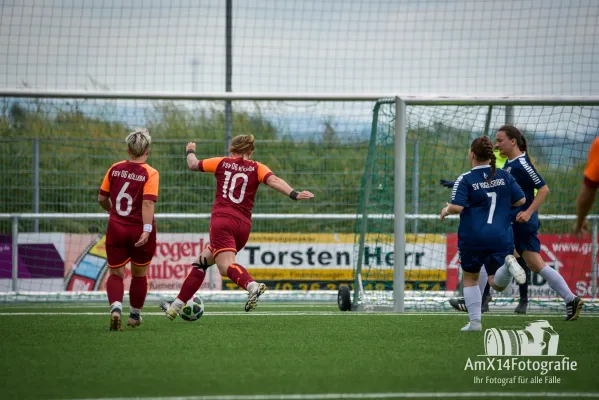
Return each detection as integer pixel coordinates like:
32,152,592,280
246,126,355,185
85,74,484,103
229,134,255,155
126,128,151,158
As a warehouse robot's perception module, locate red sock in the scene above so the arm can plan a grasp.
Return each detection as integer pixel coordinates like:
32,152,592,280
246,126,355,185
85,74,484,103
177,268,206,303
227,263,254,290
107,275,124,305
129,276,148,309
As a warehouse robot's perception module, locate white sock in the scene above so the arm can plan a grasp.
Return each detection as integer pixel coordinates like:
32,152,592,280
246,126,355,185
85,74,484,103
110,301,122,314
493,264,512,288
130,306,141,315
539,266,575,303
478,267,489,295
247,281,259,292
173,298,185,311
464,286,482,323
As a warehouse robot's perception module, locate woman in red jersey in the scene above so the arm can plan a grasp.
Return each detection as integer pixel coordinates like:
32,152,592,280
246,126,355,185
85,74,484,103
98,128,159,331
161,134,313,319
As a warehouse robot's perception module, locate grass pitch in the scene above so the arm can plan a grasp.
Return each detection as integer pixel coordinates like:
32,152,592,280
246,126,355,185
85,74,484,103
1,303,598,400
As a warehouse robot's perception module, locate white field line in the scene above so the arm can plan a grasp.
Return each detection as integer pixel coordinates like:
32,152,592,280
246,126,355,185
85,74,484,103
0,303,335,309
1,311,599,317
69,391,599,400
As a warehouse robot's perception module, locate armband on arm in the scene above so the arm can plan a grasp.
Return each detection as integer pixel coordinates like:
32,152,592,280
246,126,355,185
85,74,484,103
289,190,299,200
143,224,153,233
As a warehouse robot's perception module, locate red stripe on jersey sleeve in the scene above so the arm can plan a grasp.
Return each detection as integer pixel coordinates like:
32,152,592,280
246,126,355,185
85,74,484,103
99,189,110,197
262,172,273,185
143,194,158,202
257,162,273,183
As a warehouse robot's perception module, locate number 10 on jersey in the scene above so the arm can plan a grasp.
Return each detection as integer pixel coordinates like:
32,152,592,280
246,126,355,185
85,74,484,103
222,171,248,204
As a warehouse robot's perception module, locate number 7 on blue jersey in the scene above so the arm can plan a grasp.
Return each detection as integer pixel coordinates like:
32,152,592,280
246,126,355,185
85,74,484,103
486,192,496,224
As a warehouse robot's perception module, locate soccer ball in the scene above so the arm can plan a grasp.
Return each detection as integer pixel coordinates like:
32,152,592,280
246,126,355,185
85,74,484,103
180,296,204,321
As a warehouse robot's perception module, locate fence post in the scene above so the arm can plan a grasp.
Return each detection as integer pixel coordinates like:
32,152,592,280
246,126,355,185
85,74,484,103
33,138,40,232
12,216,19,292
218,0,233,290
224,0,233,155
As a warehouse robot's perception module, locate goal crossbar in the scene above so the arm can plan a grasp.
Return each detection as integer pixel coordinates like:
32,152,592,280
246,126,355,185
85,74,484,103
1,89,599,104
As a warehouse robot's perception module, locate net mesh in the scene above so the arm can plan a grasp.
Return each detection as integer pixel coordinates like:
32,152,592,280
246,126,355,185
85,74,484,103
1,96,598,310
2,1,599,95
0,97,375,301
353,100,599,311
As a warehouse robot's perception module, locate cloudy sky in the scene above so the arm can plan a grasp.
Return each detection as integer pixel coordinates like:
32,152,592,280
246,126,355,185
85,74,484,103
1,0,599,96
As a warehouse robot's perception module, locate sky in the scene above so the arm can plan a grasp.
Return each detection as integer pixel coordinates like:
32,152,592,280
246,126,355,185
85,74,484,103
1,0,598,154
1,0,599,95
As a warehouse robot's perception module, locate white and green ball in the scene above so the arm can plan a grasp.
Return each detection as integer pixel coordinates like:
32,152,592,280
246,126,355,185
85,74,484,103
180,296,204,321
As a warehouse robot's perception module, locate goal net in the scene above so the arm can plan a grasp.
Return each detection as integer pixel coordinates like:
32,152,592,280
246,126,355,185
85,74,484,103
352,99,599,312
0,94,598,312
0,94,377,303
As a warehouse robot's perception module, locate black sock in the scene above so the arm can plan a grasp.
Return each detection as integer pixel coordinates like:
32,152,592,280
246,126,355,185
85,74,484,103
482,283,491,301
110,305,122,315
517,257,530,302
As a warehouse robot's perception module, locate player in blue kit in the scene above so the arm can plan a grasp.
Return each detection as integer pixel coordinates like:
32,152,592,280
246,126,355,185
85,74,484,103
441,136,527,332
495,125,584,321
443,149,532,314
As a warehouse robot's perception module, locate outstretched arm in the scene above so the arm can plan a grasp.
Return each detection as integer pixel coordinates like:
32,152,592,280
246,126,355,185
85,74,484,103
266,175,314,200
186,142,200,171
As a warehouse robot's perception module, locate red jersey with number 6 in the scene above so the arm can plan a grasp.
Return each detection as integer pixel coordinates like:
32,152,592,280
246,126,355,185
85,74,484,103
198,157,273,222
99,161,160,226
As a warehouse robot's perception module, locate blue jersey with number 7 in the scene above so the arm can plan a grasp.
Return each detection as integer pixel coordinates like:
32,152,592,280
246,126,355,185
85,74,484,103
451,166,524,251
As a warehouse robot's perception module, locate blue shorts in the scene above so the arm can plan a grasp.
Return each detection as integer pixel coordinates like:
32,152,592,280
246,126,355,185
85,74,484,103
459,248,513,276
513,226,541,255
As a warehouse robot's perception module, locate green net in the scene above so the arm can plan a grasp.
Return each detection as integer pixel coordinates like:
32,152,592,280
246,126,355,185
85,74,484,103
1,96,598,310
353,100,599,311
0,97,377,300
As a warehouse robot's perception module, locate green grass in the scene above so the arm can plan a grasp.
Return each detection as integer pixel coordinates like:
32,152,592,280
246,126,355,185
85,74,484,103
0,303,598,400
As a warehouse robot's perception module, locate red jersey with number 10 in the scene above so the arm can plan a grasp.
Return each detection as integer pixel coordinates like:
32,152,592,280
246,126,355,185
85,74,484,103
198,157,273,222
99,161,159,226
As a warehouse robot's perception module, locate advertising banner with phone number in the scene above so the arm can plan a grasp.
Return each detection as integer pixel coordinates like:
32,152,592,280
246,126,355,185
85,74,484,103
446,233,596,298
64,233,447,291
